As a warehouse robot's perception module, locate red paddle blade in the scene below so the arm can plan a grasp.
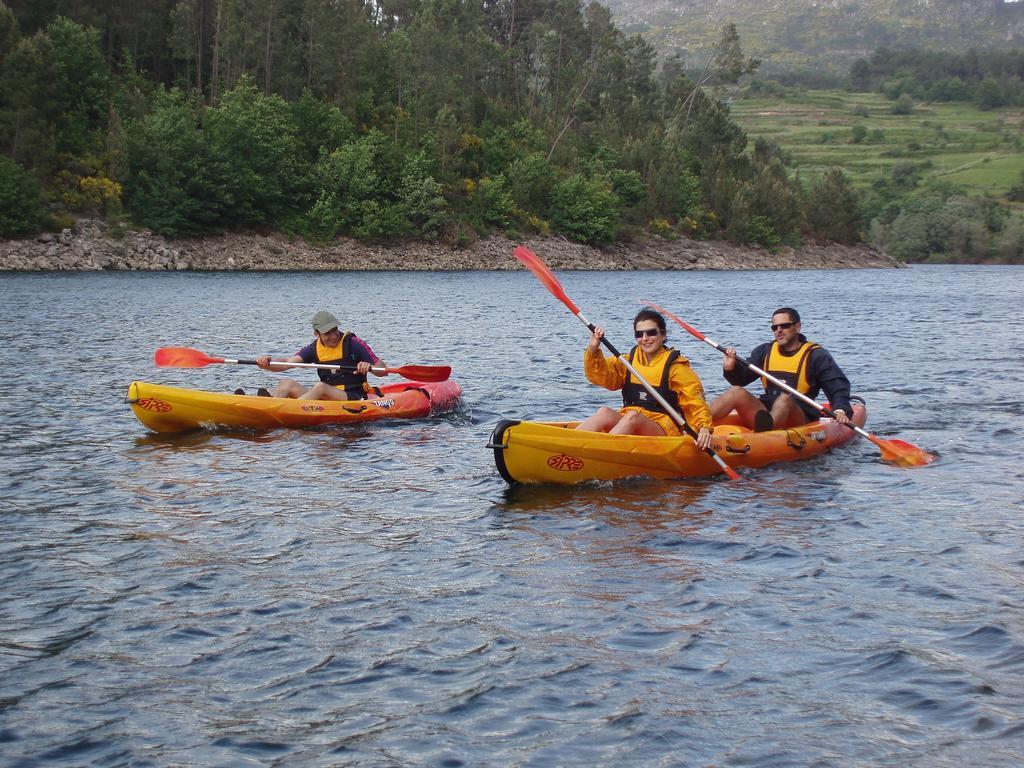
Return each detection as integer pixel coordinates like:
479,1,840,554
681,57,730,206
641,299,705,341
869,435,936,467
389,364,451,382
513,246,581,315
154,347,223,368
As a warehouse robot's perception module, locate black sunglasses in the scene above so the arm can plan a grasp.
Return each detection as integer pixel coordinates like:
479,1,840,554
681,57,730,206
634,328,661,338
770,322,796,331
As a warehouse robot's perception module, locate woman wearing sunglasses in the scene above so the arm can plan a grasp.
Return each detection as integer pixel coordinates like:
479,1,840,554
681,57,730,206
708,307,852,432
575,309,713,448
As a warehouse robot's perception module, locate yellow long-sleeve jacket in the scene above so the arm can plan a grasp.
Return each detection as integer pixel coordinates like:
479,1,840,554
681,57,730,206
584,346,713,437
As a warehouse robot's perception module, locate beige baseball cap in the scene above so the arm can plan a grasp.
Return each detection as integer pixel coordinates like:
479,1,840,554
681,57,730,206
311,310,339,333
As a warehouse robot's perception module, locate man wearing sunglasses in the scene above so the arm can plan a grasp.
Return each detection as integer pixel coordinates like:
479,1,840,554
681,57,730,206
708,307,852,432
253,310,387,400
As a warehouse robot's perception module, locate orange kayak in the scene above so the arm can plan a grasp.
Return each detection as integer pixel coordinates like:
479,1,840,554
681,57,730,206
127,379,462,433
489,402,867,484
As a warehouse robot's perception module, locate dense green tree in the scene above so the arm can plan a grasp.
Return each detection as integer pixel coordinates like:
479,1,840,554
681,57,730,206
0,155,48,235
550,173,619,244
203,78,310,227
805,169,861,244
0,30,58,170
48,16,112,155
709,23,760,86
975,77,1007,110
6,0,884,248
125,87,223,234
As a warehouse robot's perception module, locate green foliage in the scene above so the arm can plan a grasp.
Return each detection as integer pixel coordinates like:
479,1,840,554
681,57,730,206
805,169,862,244
0,156,48,235
710,23,761,86
291,91,355,163
850,124,867,144
506,152,557,214
125,88,217,235
890,94,914,115
0,28,58,171
891,162,919,190
305,130,405,240
47,16,111,156
550,175,620,244
9,0,936,251
608,169,646,212
975,78,1008,111
1008,172,1024,203
673,169,704,221
745,215,781,249
127,80,310,235
871,188,1009,262
204,79,310,228
466,175,515,231
398,152,447,237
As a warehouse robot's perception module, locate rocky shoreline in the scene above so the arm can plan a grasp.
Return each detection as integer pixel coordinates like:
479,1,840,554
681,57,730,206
0,218,900,272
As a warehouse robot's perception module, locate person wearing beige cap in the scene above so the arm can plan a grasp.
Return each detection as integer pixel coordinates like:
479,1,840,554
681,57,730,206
254,311,387,400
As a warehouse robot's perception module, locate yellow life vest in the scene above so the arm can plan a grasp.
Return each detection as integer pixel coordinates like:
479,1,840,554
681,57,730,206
761,340,819,395
315,331,351,365
314,332,367,394
622,346,681,415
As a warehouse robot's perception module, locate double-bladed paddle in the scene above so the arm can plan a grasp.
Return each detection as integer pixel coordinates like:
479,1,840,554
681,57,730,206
513,246,741,481
154,346,452,382
641,300,935,468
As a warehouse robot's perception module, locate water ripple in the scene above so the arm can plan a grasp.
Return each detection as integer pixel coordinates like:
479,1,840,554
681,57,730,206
0,266,1022,766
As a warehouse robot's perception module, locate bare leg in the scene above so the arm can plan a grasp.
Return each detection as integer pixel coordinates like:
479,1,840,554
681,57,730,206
272,378,308,399
576,406,623,432
608,410,666,436
769,394,810,429
298,382,354,401
709,385,769,428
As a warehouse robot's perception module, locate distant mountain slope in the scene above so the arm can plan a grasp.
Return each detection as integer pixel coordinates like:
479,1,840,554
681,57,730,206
604,0,1024,73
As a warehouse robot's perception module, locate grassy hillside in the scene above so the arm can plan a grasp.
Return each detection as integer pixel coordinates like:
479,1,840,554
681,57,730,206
727,89,1024,206
606,0,1024,74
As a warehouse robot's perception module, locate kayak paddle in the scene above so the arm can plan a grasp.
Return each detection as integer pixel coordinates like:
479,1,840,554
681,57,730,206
154,346,452,382
513,246,741,481
641,300,936,468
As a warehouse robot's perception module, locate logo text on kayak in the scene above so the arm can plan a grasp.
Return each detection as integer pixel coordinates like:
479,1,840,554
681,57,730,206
547,453,584,471
136,397,171,413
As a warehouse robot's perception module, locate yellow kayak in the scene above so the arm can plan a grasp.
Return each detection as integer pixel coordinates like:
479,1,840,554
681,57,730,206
127,379,462,433
488,402,867,484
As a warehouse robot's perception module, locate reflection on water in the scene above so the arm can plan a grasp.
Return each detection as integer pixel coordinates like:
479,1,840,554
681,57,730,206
1,266,1023,766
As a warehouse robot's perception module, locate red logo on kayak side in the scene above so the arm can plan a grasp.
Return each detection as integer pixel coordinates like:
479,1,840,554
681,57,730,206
547,453,584,471
137,397,171,412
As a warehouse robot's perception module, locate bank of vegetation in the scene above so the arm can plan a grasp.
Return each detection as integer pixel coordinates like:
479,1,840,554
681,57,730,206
0,1,860,258
728,46,1024,264
1,2,1020,264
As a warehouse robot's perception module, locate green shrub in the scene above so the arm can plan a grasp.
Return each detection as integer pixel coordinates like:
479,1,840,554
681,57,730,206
0,157,49,235
507,152,556,214
746,214,780,248
891,94,915,115
550,174,619,244
805,169,862,244
467,175,515,230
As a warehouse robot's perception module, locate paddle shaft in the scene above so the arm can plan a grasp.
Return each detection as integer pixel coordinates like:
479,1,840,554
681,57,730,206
571,311,740,478
223,357,388,375
512,245,738,479
574,312,699,435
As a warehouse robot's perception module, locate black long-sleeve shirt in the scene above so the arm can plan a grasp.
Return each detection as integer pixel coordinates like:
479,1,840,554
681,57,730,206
724,335,853,419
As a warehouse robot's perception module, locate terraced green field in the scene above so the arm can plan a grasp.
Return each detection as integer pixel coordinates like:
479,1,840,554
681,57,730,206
728,90,1024,203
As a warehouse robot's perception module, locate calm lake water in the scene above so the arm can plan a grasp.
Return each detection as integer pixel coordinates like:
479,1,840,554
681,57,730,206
1,265,1022,767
